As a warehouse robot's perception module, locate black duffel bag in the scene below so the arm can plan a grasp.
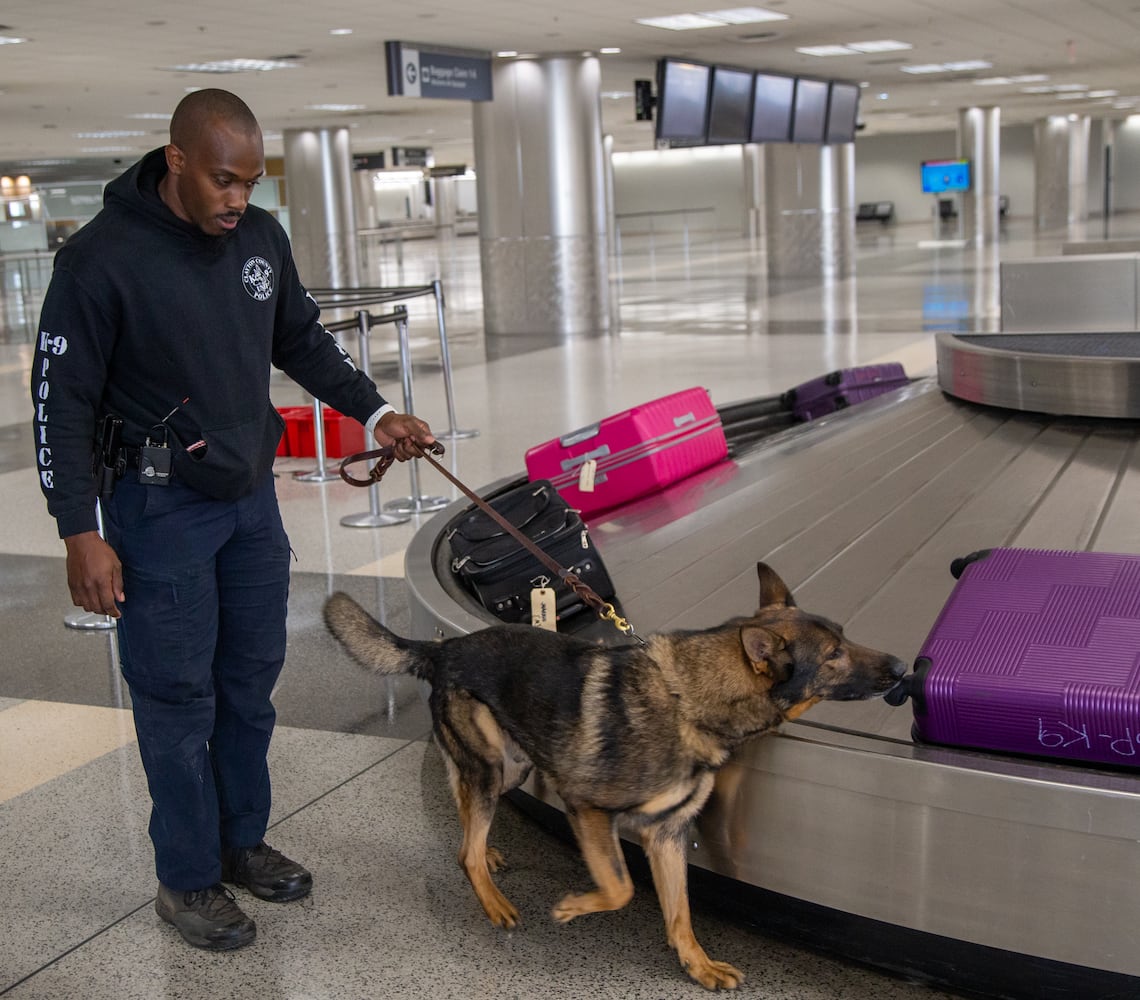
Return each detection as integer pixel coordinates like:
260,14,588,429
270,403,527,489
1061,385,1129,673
446,480,615,624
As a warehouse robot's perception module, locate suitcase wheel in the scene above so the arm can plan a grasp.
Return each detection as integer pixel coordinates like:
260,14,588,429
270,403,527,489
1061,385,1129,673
949,549,994,579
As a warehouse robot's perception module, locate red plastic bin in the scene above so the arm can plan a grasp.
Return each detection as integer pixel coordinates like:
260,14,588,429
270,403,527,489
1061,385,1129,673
279,406,365,459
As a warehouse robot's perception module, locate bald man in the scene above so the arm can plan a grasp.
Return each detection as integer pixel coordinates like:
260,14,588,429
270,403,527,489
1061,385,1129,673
32,89,435,951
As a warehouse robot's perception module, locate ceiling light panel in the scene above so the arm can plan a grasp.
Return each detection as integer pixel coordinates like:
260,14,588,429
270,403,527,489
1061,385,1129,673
846,40,912,53
636,7,786,30
166,59,298,73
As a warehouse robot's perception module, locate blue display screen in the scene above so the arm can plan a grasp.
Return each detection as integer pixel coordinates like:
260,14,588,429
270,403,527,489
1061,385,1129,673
921,159,971,193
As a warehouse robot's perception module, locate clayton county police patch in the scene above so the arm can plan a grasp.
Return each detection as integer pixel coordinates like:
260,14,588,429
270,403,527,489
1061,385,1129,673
242,257,274,301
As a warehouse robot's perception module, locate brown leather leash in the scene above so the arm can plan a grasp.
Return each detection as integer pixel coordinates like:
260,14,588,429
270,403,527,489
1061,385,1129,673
340,443,642,642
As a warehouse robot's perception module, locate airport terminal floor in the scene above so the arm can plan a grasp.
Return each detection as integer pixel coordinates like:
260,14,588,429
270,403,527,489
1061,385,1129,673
0,216,1133,999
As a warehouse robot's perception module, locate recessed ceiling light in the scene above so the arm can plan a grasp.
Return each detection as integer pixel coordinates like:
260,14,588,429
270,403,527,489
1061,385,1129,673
942,60,992,71
496,50,519,57
305,103,366,111
600,47,622,54
697,7,788,24
81,146,137,153
166,58,299,73
74,130,147,139
1052,83,1088,92
0,35,27,44
797,45,853,57
901,60,991,74
636,7,786,30
125,112,172,120
329,28,353,35
846,40,912,53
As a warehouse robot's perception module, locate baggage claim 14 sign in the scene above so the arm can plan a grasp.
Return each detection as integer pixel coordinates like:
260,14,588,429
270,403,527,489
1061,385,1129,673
385,42,493,102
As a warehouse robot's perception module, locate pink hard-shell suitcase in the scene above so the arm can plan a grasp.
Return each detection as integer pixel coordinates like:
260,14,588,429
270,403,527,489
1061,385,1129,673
782,363,909,421
891,548,1140,768
524,387,729,518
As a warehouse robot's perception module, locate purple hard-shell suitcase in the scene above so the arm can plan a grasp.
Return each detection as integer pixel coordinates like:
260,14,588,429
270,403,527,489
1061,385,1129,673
782,363,909,421
905,547,1140,768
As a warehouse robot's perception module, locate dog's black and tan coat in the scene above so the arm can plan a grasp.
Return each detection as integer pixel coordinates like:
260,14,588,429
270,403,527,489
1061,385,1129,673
324,562,906,990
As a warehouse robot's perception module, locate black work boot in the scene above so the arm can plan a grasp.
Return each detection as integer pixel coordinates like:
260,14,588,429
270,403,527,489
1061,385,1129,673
222,841,312,902
155,882,256,951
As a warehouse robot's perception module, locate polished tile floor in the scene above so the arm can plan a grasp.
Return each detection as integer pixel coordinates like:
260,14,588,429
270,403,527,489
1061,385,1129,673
0,214,1116,999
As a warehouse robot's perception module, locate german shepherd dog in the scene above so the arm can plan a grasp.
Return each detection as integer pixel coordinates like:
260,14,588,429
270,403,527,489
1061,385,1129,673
324,563,906,990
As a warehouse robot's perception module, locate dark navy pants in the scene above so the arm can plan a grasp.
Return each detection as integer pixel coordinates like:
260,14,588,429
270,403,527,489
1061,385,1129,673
103,471,291,891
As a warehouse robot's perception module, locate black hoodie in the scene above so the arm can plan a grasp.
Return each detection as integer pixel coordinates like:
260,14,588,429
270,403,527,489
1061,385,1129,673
32,148,388,538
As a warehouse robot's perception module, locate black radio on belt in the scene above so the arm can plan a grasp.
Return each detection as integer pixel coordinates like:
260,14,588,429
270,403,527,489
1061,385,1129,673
139,424,173,486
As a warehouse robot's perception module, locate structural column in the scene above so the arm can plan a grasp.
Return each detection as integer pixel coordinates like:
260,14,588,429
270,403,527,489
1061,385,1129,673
472,56,610,336
1034,115,1090,231
763,143,853,279
283,126,360,287
959,106,1000,246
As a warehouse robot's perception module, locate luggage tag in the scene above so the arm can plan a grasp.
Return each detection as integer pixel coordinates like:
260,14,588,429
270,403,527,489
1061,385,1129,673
578,458,597,493
139,424,172,487
530,575,557,631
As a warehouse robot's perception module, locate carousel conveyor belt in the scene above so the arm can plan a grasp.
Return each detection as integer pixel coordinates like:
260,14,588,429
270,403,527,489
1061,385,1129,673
404,352,1140,1000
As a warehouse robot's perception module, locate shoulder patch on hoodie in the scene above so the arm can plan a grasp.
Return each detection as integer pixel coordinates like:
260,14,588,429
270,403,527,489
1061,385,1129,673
242,256,274,301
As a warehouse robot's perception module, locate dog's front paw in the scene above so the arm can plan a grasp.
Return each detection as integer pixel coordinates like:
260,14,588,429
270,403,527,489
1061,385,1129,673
684,956,745,991
480,890,520,929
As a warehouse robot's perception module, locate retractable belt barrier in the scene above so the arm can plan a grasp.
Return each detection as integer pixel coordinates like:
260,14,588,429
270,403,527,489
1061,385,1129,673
311,280,477,442
336,307,449,529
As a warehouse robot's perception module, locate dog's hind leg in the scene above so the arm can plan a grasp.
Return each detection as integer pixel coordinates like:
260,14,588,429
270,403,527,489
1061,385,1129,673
641,823,743,991
437,698,520,928
551,806,634,922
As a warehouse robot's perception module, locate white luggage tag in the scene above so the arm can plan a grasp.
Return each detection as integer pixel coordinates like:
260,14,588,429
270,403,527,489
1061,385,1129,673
578,458,597,493
531,586,557,631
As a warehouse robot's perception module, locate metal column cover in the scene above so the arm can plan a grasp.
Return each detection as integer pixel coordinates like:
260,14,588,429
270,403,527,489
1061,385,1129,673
763,143,850,279
959,106,1000,246
283,127,360,287
1034,115,1090,231
472,56,610,336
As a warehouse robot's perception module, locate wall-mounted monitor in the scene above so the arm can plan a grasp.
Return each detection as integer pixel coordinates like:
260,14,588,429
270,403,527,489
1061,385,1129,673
791,77,829,143
749,72,795,143
655,58,712,142
921,158,972,193
825,81,860,144
706,66,754,144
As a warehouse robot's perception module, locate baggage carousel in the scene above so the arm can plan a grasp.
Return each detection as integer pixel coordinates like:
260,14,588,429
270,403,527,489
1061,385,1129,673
404,333,1140,999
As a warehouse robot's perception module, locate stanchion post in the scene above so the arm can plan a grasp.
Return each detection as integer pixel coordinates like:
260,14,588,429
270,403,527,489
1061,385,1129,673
293,395,340,483
383,306,449,516
432,279,478,440
340,309,410,529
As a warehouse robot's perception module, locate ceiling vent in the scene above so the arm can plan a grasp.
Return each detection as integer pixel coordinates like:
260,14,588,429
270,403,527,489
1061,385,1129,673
736,31,780,42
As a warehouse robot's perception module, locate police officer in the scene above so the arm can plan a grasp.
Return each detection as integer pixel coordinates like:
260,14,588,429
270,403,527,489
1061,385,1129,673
31,89,435,951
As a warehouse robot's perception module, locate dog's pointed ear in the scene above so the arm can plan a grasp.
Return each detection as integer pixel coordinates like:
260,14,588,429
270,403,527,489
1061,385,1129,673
756,562,796,609
740,626,794,684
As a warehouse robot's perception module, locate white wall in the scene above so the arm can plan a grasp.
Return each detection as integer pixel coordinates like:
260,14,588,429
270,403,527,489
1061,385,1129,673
612,146,747,234
853,125,1036,223
610,127,1042,232
1109,116,1140,213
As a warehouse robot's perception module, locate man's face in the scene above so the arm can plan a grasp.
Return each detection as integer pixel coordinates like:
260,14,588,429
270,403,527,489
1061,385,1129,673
163,122,265,237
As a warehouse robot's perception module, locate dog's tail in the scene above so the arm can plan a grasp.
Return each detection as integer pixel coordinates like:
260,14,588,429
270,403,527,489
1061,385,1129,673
323,592,435,681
